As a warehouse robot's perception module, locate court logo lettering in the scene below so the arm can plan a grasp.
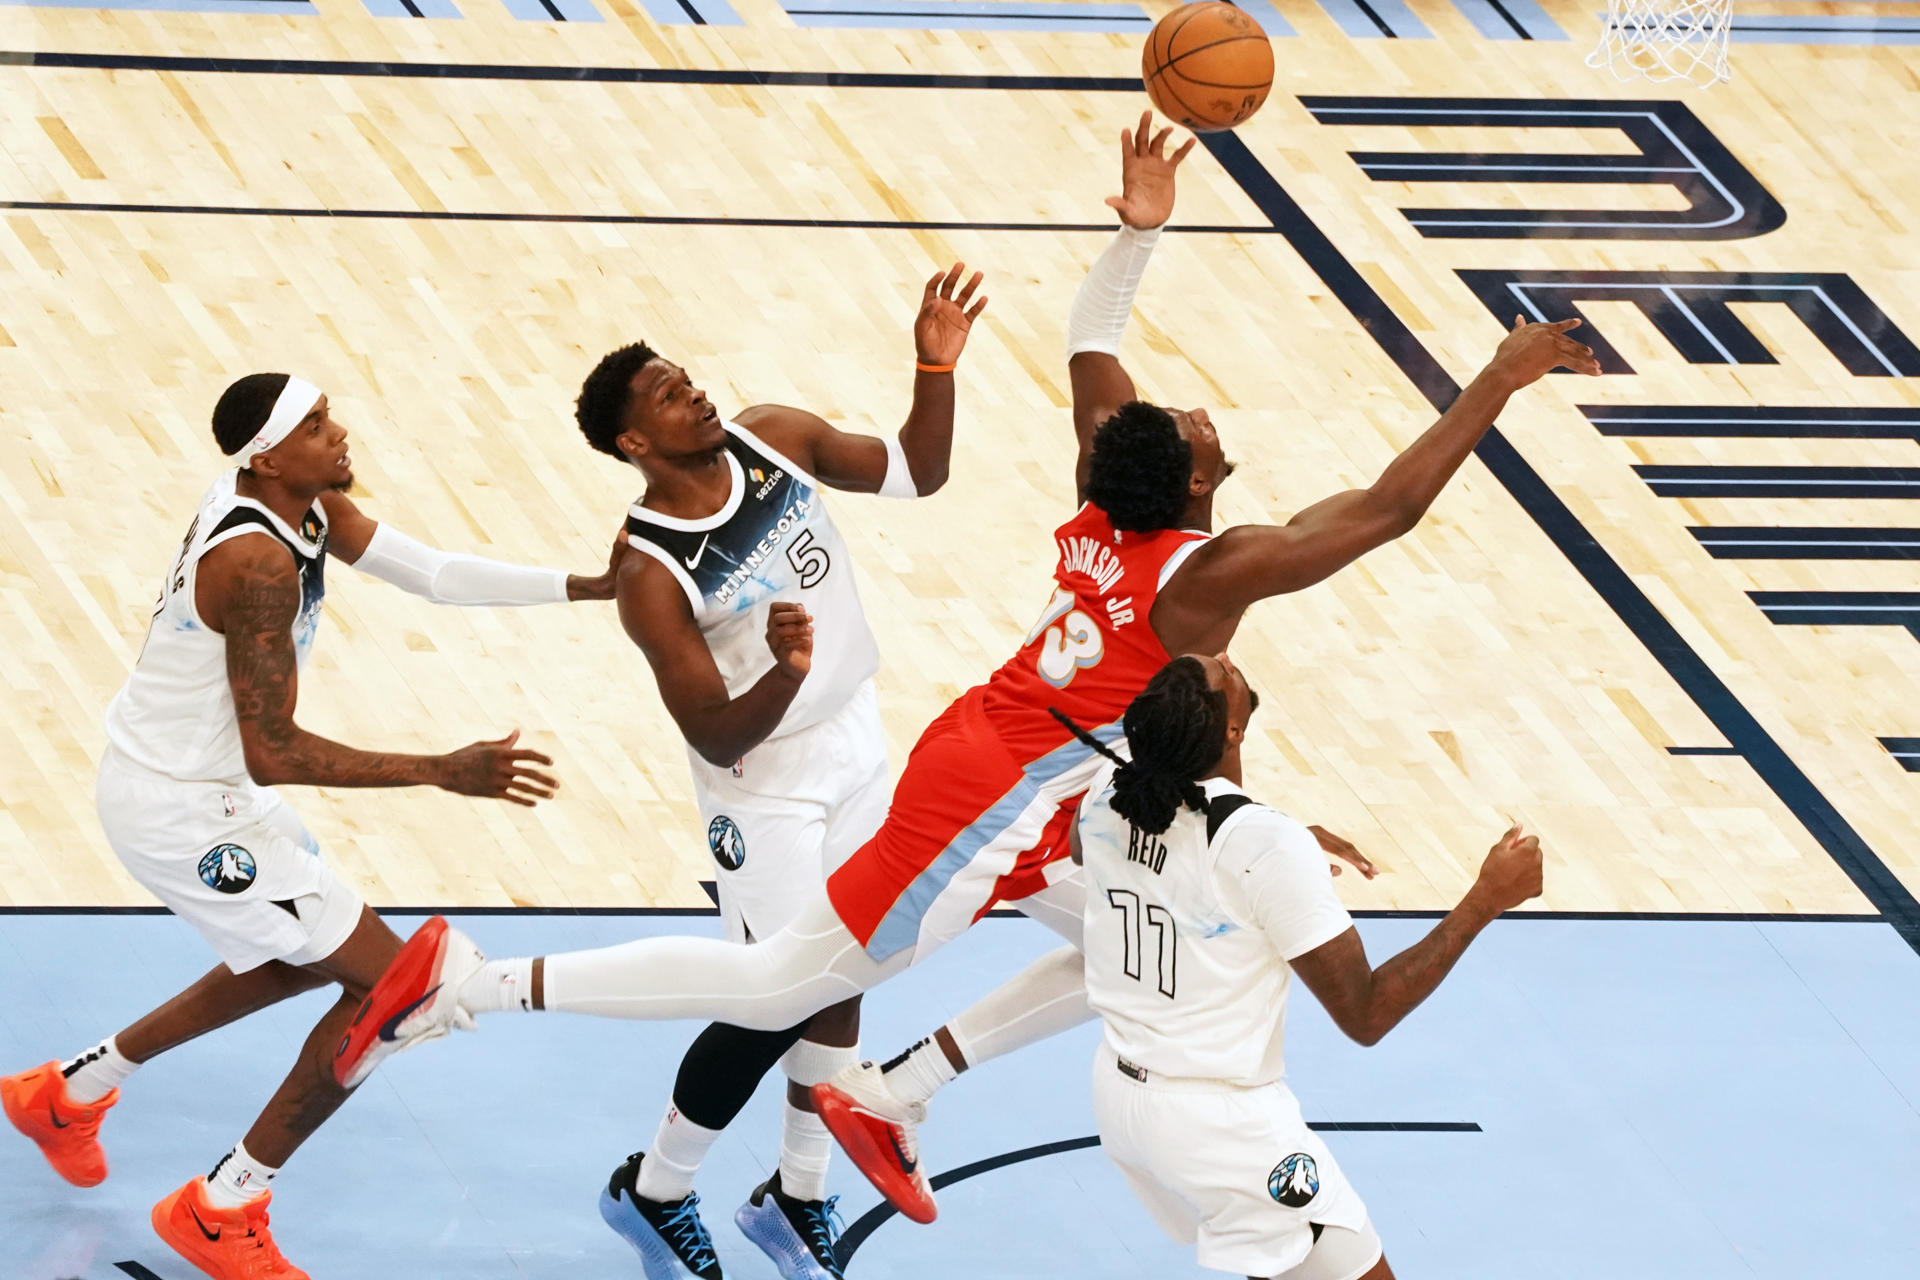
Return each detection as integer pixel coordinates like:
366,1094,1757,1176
708,816,747,871
1269,1153,1319,1207
199,844,257,894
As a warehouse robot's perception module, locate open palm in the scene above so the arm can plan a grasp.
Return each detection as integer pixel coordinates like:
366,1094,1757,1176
1106,111,1197,231
914,262,988,367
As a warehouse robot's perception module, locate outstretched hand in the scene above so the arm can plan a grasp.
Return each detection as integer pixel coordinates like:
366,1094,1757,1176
1106,111,1196,231
913,262,988,368
1489,316,1604,386
437,729,558,807
1310,825,1378,879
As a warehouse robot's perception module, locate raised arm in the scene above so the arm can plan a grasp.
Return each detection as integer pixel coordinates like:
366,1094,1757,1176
1070,113,1195,500
1290,826,1542,1046
203,536,557,804
617,554,814,768
1155,317,1600,650
320,490,625,603
736,263,985,497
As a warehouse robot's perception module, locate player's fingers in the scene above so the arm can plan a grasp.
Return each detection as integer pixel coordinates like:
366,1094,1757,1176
1104,195,1127,213
1330,864,1343,876
510,776,558,799
500,793,536,808
494,728,521,748
1150,125,1174,156
1549,317,1582,332
509,748,556,767
953,270,984,306
1171,135,1197,165
1513,314,1526,331
512,763,559,785
965,295,988,320
1135,110,1152,152
942,261,966,297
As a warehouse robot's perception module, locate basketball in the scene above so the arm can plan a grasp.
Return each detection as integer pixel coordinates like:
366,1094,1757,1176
1141,2,1274,133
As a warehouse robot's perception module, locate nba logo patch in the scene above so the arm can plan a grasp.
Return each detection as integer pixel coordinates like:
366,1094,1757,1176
1268,1153,1319,1208
708,816,747,871
199,844,257,894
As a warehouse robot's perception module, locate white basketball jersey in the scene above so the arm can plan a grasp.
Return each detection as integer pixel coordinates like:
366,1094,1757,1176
1081,773,1350,1088
104,471,329,785
621,421,879,752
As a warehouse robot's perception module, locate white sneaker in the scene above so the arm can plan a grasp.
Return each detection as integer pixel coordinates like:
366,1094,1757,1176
331,915,483,1089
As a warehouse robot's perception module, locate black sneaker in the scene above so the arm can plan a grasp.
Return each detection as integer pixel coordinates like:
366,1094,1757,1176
734,1169,845,1280
596,1152,726,1279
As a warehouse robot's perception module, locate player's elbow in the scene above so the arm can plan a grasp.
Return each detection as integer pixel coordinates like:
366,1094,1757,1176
687,733,740,769
912,463,949,496
238,725,296,787
1367,489,1425,540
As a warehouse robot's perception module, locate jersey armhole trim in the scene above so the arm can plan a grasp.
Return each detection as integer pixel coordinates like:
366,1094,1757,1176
621,535,704,613
726,417,823,492
1156,534,1212,591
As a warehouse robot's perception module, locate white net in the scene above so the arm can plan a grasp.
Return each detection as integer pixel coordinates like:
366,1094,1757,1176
1586,0,1733,87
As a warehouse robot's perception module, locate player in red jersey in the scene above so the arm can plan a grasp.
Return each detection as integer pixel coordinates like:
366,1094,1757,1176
333,114,1596,1225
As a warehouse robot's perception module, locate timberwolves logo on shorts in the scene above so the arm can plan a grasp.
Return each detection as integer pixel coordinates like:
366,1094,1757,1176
198,844,257,894
708,816,747,871
1268,1153,1319,1208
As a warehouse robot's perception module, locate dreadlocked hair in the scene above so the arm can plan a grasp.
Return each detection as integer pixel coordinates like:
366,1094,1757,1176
1085,402,1192,533
1048,656,1229,836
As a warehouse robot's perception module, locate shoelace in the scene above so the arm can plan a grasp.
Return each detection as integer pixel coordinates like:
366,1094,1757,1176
657,1193,719,1271
234,1223,295,1280
801,1196,847,1277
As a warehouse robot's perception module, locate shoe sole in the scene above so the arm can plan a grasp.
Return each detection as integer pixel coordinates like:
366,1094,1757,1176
3,1066,107,1188
810,1084,937,1224
734,1199,830,1280
332,916,451,1089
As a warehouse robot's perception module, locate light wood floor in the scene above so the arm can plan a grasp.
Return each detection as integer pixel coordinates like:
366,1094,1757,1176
1,0,1915,915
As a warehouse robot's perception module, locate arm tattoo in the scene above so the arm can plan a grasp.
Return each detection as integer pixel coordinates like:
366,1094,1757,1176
223,553,434,789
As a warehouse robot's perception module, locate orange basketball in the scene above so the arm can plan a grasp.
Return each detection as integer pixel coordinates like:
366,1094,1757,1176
1142,2,1275,133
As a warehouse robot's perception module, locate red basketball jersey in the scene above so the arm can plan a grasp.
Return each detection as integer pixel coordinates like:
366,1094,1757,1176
981,503,1211,760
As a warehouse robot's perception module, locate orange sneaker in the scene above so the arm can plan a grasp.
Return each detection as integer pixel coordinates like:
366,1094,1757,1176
1,1061,118,1187
152,1178,310,1280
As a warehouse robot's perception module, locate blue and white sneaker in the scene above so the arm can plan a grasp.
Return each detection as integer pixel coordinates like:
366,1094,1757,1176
599,1152,726,1280
734,1170,846,1280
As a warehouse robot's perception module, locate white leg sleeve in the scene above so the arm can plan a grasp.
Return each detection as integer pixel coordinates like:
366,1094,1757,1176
945,944,1094,1070
541,894,904,1029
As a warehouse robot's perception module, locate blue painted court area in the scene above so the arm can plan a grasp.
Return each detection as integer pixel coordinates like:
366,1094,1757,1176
3,911,1918,1279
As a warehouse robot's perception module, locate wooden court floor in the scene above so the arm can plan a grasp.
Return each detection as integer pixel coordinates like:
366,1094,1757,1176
2,1,1917,939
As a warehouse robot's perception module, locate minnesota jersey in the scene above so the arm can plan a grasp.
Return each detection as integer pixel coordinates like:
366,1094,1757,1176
1080,774,1352,1088
981,503,1209,760
623,420,879,749
104,470,328,785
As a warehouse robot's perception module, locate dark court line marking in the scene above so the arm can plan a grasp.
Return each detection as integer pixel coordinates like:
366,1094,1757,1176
1198,128,1920,955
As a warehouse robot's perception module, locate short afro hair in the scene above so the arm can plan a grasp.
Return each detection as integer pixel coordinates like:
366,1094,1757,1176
576,342,660,459
1086,401,1192,533
211,373,292,457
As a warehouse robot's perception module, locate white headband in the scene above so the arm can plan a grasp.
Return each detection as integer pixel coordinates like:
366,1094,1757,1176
229,377,323,468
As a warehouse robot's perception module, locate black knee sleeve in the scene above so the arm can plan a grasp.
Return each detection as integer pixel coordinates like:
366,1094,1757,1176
668,1019,811,1130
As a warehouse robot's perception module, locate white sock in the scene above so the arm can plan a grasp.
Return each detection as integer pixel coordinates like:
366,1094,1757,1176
204,1140,278,1209
779,1102,832,1202
459,957,535,1015
778,1038,857,1202
632,1106,721,1203
61,1036,137,1105
880,1035,959,1106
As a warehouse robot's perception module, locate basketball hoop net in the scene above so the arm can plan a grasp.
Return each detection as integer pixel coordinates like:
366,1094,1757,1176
1586,0,1732,87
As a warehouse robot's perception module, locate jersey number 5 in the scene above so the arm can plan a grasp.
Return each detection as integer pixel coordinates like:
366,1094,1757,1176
1108,888,1177,999
1025,588,1105,688
786,529,831,588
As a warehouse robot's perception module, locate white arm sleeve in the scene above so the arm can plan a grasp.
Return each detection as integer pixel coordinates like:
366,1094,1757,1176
354,523,571,607
1216,810,1355,961
1065,223,1163,359
877,433,919,499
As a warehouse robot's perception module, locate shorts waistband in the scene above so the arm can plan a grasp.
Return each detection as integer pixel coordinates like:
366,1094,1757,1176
1103,1047,1256,1093
100,744,245,790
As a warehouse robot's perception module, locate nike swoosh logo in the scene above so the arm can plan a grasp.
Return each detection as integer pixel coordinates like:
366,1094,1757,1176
376,983,442,1043
684,535,710,570
48,1101,68,1130
189,1203,222,1242
886,1130,917,1175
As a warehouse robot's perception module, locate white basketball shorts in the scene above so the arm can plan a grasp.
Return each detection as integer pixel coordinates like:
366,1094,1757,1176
688,679,889,945
97,748,363,974
1091,1045,1379,1279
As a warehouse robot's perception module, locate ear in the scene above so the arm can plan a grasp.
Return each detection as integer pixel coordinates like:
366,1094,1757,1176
616,429,648,463
1188,466,1210,497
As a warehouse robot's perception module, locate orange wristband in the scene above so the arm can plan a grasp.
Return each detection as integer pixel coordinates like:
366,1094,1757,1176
915,360,956,374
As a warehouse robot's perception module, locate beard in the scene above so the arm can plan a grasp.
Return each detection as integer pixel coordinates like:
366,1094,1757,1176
327,474,355,494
